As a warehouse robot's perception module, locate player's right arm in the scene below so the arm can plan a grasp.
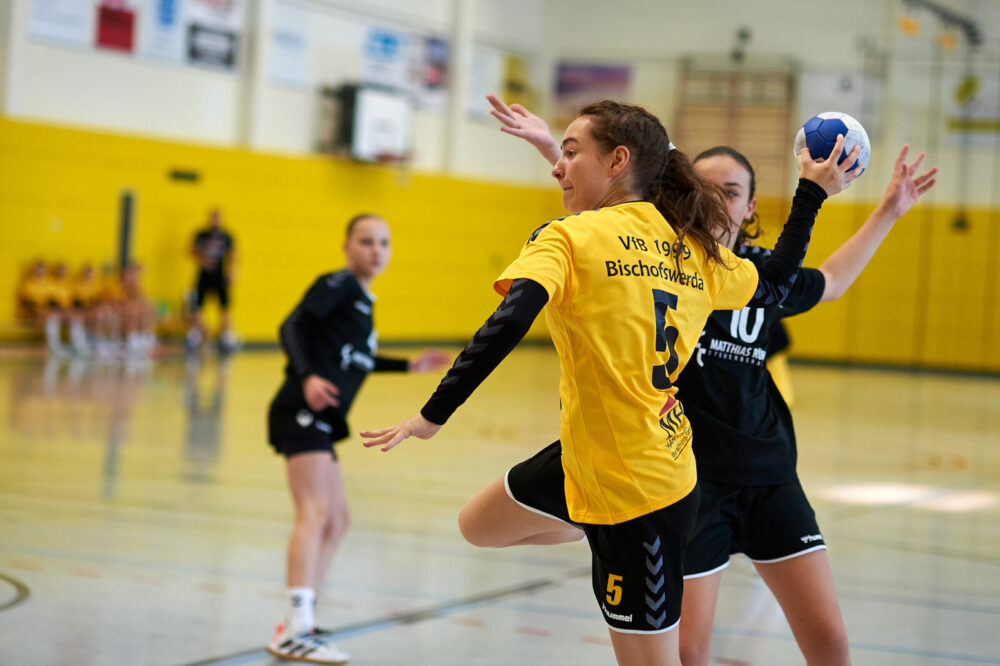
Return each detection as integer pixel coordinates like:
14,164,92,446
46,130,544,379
360,278,548,452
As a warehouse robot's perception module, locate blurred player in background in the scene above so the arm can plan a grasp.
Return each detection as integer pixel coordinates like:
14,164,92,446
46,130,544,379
71,263,102,356
266,213,449,664
17,259,49,329
121,262,157,358
41,262,76,357
95,262,125,358
187,208,237,353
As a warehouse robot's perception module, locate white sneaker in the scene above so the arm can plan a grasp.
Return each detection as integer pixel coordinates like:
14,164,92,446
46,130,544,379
266,624,350,664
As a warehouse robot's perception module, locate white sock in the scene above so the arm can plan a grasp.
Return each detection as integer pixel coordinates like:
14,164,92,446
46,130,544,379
70,321,88,352
45,315,63,351
285,587,315,635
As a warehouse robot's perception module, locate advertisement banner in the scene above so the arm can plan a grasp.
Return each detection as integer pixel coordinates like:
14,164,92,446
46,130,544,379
141,0,186,62
361,27,409,90
554,63,630,127
185,0,244,70
96,1,136,53
269,1,310,87
412,36,448,111
28,0,93,46
187,23,237,69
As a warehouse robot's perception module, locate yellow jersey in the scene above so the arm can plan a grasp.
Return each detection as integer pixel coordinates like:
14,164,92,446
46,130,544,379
496,201,758,524
102,276,125,303
74,277,102,308
48,277,74,309
19,277,50,306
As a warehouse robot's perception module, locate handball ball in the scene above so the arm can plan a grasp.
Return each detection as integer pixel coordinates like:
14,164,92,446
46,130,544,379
793,112,871,175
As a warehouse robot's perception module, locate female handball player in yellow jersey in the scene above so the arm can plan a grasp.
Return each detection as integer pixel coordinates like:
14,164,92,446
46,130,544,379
362,99,859,665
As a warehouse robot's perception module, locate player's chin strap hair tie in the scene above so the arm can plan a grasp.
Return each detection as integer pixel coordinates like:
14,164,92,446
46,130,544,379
668,142,677,151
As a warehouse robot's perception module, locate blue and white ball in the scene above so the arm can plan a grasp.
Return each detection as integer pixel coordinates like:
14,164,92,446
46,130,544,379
793,112,871,175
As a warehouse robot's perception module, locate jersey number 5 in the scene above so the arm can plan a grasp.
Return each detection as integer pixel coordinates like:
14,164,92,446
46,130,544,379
652,289,680,390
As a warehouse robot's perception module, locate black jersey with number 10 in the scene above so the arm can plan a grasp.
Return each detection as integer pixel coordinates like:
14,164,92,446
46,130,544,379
675,245,825,485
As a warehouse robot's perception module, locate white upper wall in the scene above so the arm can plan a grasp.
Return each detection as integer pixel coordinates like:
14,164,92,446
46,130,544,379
549,0,999,206
2,0,997,200
5,0,248,145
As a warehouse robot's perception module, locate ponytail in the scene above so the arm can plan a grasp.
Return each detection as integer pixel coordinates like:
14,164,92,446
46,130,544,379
653,148,733,271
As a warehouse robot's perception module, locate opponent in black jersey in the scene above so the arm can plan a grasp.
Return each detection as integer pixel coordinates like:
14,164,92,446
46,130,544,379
677,145,937,666
187,208,238,352
265,214,449,664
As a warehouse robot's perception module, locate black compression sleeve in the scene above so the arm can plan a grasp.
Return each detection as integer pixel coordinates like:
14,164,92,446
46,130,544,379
279,306,319,378
374,356,409,372
420,279,548,425
747,179,827,308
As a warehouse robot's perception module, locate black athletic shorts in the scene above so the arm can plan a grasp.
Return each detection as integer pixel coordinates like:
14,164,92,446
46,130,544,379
196,270,229,308
267,382,349,459
506,441,700,634
683,478,826,578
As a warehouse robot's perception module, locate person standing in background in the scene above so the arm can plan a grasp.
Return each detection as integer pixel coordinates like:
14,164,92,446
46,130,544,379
187,208,237,353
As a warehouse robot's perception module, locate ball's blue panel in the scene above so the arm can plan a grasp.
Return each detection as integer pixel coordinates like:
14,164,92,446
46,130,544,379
816,118,848,142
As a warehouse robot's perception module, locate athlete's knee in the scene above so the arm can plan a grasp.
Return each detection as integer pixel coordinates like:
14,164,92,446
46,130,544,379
678,639,710,666
457,506,502,547
323,505,350,544
295,500,331,532
811,626,850,664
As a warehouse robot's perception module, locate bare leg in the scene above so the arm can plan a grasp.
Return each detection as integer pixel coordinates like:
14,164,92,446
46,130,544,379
678,570,724,666
188,307,204,346
219,307,231,336
313,460,350,588
608,626,680,666
285,452,347,589
458,477,583,547
754,549,851,665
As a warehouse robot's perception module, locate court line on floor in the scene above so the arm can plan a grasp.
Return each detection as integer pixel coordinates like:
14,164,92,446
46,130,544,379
0,572,30,613
712,625,1000,664
177,565,591,666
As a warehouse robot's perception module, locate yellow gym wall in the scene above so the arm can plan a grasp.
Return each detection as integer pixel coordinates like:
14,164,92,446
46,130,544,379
2,117,998,372
0,116,564,344
754,197,1000,372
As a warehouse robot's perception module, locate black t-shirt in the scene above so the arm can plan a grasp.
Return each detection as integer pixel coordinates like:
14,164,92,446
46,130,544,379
675,245,825,484
276,270,380,417
194,228,234,275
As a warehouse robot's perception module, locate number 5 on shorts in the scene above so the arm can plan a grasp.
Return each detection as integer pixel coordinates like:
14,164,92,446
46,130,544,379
606,573,624,606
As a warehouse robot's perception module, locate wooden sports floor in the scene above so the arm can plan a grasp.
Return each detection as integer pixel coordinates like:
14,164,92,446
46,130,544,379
1,347,998,665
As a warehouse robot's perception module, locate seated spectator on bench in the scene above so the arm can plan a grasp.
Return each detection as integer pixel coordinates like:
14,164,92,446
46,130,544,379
122,262,157,357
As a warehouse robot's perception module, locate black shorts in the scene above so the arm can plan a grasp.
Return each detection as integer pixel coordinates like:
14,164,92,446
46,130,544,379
506,441,700,634
683,478,826,578
196,270,229,308
267,383,349,459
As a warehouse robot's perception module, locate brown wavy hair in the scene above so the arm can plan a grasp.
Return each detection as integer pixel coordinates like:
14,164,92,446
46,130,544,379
577,100,733,271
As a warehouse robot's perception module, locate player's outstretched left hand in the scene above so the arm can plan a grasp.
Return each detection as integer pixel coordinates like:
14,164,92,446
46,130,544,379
409,349,452,373
876,144,938,220
361,413,441,452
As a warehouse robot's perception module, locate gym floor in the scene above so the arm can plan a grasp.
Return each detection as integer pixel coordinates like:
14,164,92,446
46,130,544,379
1,347,997,665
